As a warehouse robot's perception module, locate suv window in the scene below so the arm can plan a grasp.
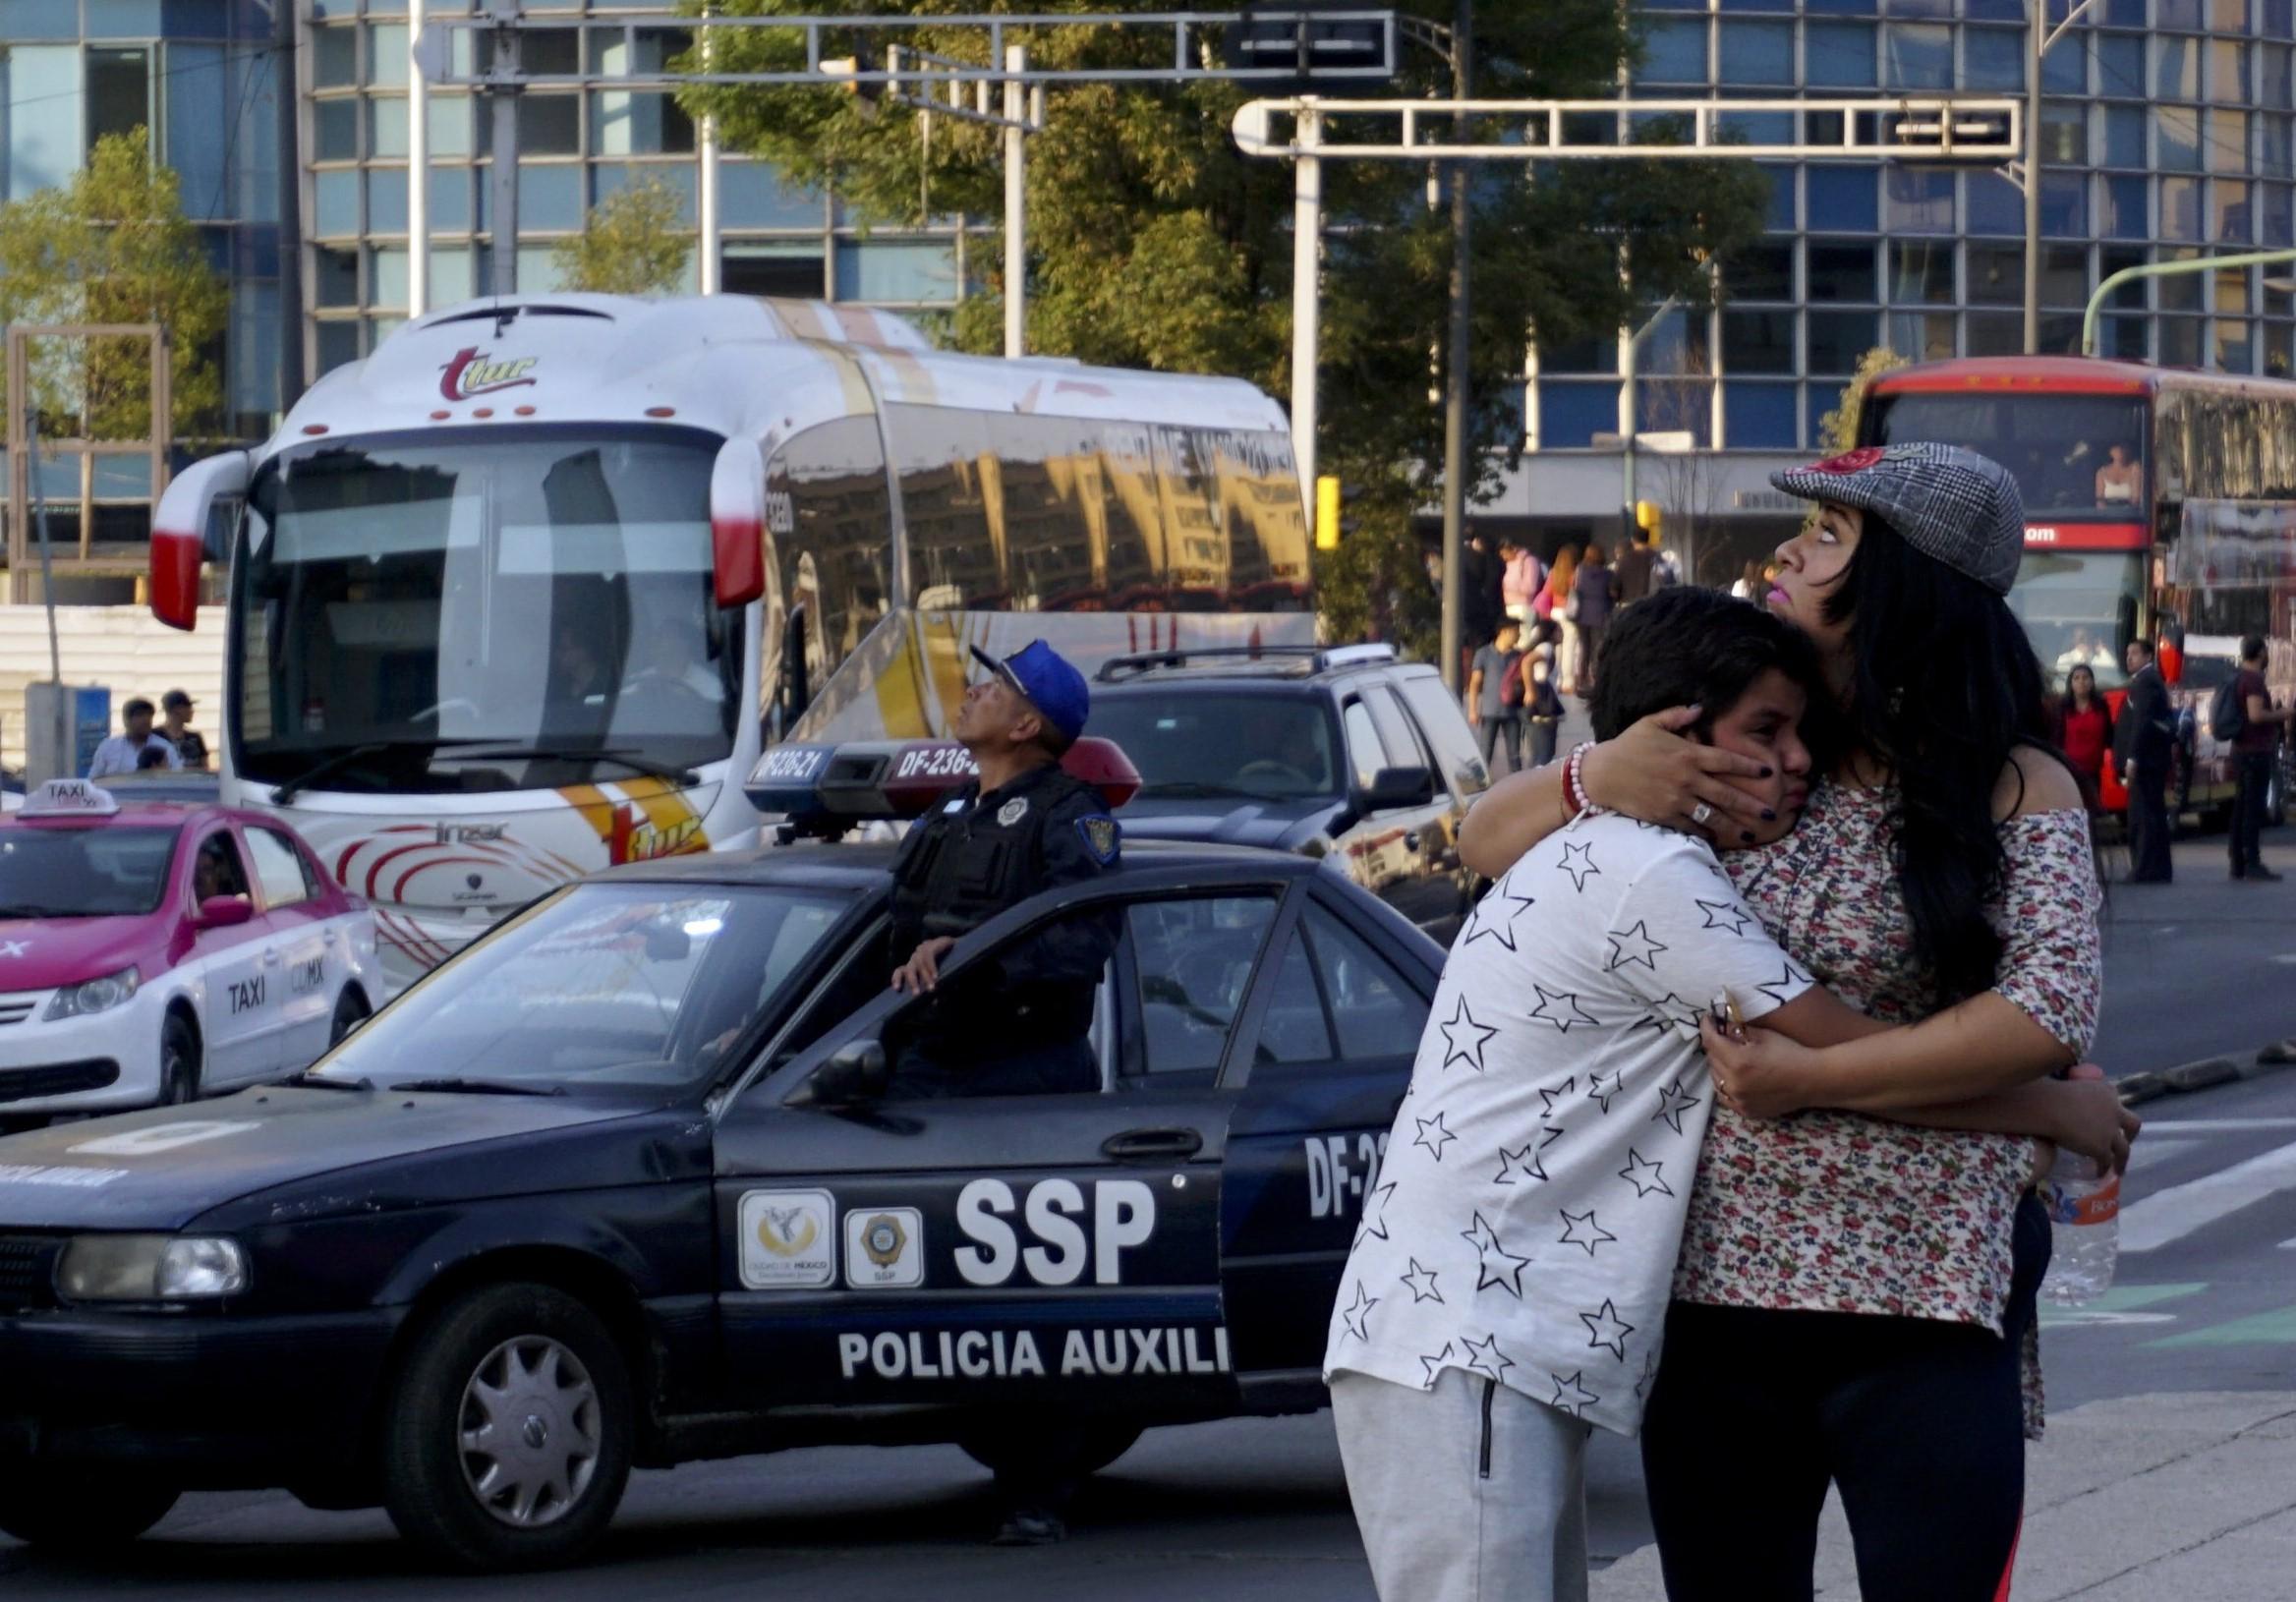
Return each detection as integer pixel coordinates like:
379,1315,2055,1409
1397,675,1489,797
1088,694,1340,800
1341,701,1390,791
1362,686,1429,777
1126,895,1279,1079
244,828,310,909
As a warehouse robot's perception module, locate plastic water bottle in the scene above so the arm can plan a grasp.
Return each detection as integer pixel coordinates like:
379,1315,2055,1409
2040,1152,2121,1306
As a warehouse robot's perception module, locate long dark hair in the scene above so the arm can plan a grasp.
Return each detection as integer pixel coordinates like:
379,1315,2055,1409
1821,515,2058,1007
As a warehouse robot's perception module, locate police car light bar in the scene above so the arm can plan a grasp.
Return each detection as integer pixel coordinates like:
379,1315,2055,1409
747,737,1140,827
21,779,123,819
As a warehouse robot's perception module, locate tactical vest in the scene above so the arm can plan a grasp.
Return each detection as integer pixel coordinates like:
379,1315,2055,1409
889,766,1099,949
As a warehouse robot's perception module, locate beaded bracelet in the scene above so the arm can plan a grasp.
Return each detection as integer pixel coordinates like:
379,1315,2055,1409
1563,741,1596,820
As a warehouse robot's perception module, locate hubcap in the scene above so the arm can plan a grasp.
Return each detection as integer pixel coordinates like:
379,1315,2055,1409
456,1336,603,1528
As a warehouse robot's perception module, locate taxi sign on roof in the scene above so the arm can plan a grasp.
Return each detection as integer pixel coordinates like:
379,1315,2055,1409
22,778,122,818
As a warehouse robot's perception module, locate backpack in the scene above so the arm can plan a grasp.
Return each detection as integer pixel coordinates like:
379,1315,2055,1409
2210,673,2247,742
1498,649,1527,709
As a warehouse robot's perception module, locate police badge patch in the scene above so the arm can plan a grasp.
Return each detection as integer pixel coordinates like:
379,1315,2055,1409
1076,814,1120,866
997,797,1029,827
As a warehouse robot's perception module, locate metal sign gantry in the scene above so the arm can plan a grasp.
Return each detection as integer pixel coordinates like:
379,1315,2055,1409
1230,94,2025,584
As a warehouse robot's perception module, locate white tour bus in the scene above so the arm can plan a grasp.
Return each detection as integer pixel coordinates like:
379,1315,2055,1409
151,293,1314,991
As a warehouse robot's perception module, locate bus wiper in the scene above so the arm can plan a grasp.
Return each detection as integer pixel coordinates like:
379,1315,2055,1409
452,746,702,787
282,1069,373,1091
272,738,493,804
387,1077,565,1098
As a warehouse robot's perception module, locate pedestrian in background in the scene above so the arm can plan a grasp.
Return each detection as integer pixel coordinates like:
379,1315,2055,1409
1614,526,1657,604
1731,557,1765,601
1542,545,1580,691
2116,637,2176,883
1523,620,1566,768
2228,634,2292,882
159,690,208,771
1500,538,1546,625
1571,544,1620,692
86,698,182,779
2052,663,2115,812
1463,533,1507,682
1467,618,1526,773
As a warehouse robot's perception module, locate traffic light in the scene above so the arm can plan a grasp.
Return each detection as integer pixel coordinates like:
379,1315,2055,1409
1635,500,1661,536
1316,475,1342,551
820,47,886,117
1223,3,1394,96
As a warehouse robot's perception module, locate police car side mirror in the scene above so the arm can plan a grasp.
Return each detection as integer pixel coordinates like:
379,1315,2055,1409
1357,765,1435,811
195,894,255,929
811,1038,890,1106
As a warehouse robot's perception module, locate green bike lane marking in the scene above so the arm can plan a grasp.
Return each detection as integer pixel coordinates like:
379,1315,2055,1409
2038,1283,2207,1330
2147,1304,2296,1348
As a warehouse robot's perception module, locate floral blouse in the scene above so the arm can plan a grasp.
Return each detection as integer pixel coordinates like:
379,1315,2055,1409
1674,780,2103,1439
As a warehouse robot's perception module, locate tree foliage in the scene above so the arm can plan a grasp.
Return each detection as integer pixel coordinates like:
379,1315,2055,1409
680,2,1769,653
1814,344,1911,458
0,129,227,443
550,177,696,296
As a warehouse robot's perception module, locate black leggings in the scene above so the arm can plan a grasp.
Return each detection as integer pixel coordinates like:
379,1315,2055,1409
1639,1193,2049,1602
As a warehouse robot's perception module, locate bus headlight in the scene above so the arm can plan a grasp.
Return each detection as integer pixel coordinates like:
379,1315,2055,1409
57,1235,249,1300
44,967,140,1021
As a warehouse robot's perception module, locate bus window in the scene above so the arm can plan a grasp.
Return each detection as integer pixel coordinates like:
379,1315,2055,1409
1154,426,1228,607
986,414,1100,612
1866,392,2149,519
1208,427,1310,611
1098,422,1163,608
2008,549,2144,691
772,417,891,684
886,405,1000,609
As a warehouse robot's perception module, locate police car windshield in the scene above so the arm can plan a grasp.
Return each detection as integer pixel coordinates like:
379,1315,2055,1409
1088,694,1341,801
0,826,180,918
314,882,851,1092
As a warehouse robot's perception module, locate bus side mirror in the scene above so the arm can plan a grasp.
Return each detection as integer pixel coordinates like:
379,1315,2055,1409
151,450,251,631
710,436,768,610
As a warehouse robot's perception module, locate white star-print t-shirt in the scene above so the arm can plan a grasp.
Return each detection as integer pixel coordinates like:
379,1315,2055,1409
1324,811,1811,1437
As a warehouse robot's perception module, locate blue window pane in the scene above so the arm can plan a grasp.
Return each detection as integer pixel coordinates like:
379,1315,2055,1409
2159,0,2204,26
1725,382,1800,449
519,164,582,230
595,163,696,223
229,46,279,224
430,247,476,305
2101,106,2146,169
1639,20,1708,84
2158,109,2203,173
316,321,361,378
1537,382,1620,450
369,168,408,234
2155,37,2198,103
1807,23,1876,87
1883,24,1952,90
1717,23,1793,86
1966,0,2024,17
428,95,476,158
1884,168,1954,235
370,26,411,90
1887,0,1951,15
1807,0,1876,13
315,170,361,237
2,1,79,39
229,283,278,418
2100,174,2150,240
2270,0,2296,38
1758,164,1795,232
2266,185,2295,248
2265,49,2293,108
1807,383,1851,450
834,239,958,304
1635,382,1709,446
1540,337,1619,375
88,1,167,35
4,47,83,202
2089,40,2141,106
1963,29,2025,93
2042,42,2086,95
1807,167,1878,232
165,0,235,31
719,162,823,229
371,247,410,310
1808,313,1877,374
430,165,471,233
167,43,230,221
313,27,358,90
371,98,410,160
2039,172,2088,239
1721,112,1797,149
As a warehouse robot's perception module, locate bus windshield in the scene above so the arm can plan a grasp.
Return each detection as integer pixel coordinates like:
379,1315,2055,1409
2006,549,2144,692
231,427,741,795
1866,392,2150,521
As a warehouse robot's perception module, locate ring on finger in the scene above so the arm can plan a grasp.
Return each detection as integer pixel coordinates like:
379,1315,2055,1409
1691,801,1715,827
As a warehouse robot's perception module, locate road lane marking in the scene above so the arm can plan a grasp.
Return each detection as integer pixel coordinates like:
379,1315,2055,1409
2137,1118,2296,1133
2122,1140,2296,1252
2038,1282,2206,1331
2146,1304,2296,1349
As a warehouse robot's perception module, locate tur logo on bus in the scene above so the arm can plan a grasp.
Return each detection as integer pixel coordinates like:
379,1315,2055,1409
438,348,539,402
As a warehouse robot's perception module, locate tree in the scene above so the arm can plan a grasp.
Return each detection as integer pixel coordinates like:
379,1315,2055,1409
1815,345,1910,459
679,1,1768,656
1642,353,1732,587
550,177,695,296
0,128,226,444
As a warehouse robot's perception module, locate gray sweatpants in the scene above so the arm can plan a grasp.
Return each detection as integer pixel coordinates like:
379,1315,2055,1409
1332,1369,1591,1602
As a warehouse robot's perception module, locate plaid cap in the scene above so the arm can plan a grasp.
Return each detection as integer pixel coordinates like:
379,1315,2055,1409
1769,442,2025,597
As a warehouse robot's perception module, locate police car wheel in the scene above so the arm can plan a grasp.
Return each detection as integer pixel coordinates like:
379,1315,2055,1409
379,1283,634,1573
0,1466,179,1549
958,1419,1143,1480
158,1012,201,1106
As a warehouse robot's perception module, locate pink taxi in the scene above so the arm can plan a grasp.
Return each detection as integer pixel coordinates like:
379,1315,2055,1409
0,781,377,1124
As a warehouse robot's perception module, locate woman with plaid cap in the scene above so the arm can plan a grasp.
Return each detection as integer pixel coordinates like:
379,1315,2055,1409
1457,443,2108,1601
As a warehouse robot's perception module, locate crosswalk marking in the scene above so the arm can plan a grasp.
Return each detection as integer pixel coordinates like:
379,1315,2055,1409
2147,1304,2296,1349
2138,1118,2296,1133
2120,1140,2296,1253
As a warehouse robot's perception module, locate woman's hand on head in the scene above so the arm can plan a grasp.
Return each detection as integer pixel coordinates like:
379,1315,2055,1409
1700,1016,1818,1120
1586,707,1777,841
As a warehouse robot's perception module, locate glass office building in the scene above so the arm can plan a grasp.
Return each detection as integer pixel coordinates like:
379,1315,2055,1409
1498,0,2296,566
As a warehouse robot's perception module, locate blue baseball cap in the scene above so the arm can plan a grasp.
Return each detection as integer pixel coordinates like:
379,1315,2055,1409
970,640,1090,747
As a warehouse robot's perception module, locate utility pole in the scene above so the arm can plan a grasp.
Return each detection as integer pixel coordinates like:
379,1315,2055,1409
275,0,306,413
488,0,522,298
2022,0,2098,352
1004,44,1028,358
1436,2,1471,693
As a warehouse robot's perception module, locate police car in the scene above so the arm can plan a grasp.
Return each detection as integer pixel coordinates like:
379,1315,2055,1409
0,753,1439,1572
0,781,377,1125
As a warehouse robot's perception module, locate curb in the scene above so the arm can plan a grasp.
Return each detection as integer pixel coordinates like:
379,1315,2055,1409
2120,1043,2296,1106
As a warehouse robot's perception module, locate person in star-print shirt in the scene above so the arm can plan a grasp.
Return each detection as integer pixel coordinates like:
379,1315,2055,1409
1324,590,2131,1602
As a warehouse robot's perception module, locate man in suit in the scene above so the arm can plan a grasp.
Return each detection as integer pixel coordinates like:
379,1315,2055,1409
2117,636,2177,883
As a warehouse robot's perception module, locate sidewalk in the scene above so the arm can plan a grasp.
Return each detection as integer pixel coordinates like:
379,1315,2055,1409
1591,1391,2296,1601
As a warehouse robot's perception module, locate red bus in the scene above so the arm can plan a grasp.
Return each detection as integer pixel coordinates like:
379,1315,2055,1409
1860,356,2296,819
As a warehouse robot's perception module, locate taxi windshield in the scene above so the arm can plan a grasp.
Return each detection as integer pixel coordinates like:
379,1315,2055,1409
315,882,853,1092
0,826,180,917
1089,694,1341,801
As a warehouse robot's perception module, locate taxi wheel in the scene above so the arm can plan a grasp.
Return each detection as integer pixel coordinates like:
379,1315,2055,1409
158,1012,201,1106
959,1419,1144,1480
379,1283,634,1573
0,1466,179,1549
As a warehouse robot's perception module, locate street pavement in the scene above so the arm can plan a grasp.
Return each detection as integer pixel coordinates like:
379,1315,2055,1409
9,731,2296,1597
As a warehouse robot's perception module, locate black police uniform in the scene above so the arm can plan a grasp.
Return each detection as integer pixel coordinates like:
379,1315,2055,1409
886,759,1121,1098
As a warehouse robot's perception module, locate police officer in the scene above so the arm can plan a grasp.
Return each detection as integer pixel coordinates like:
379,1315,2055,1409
885,639,1120,1100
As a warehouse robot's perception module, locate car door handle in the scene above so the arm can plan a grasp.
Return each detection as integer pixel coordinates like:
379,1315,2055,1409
1102,1127,1203,1162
